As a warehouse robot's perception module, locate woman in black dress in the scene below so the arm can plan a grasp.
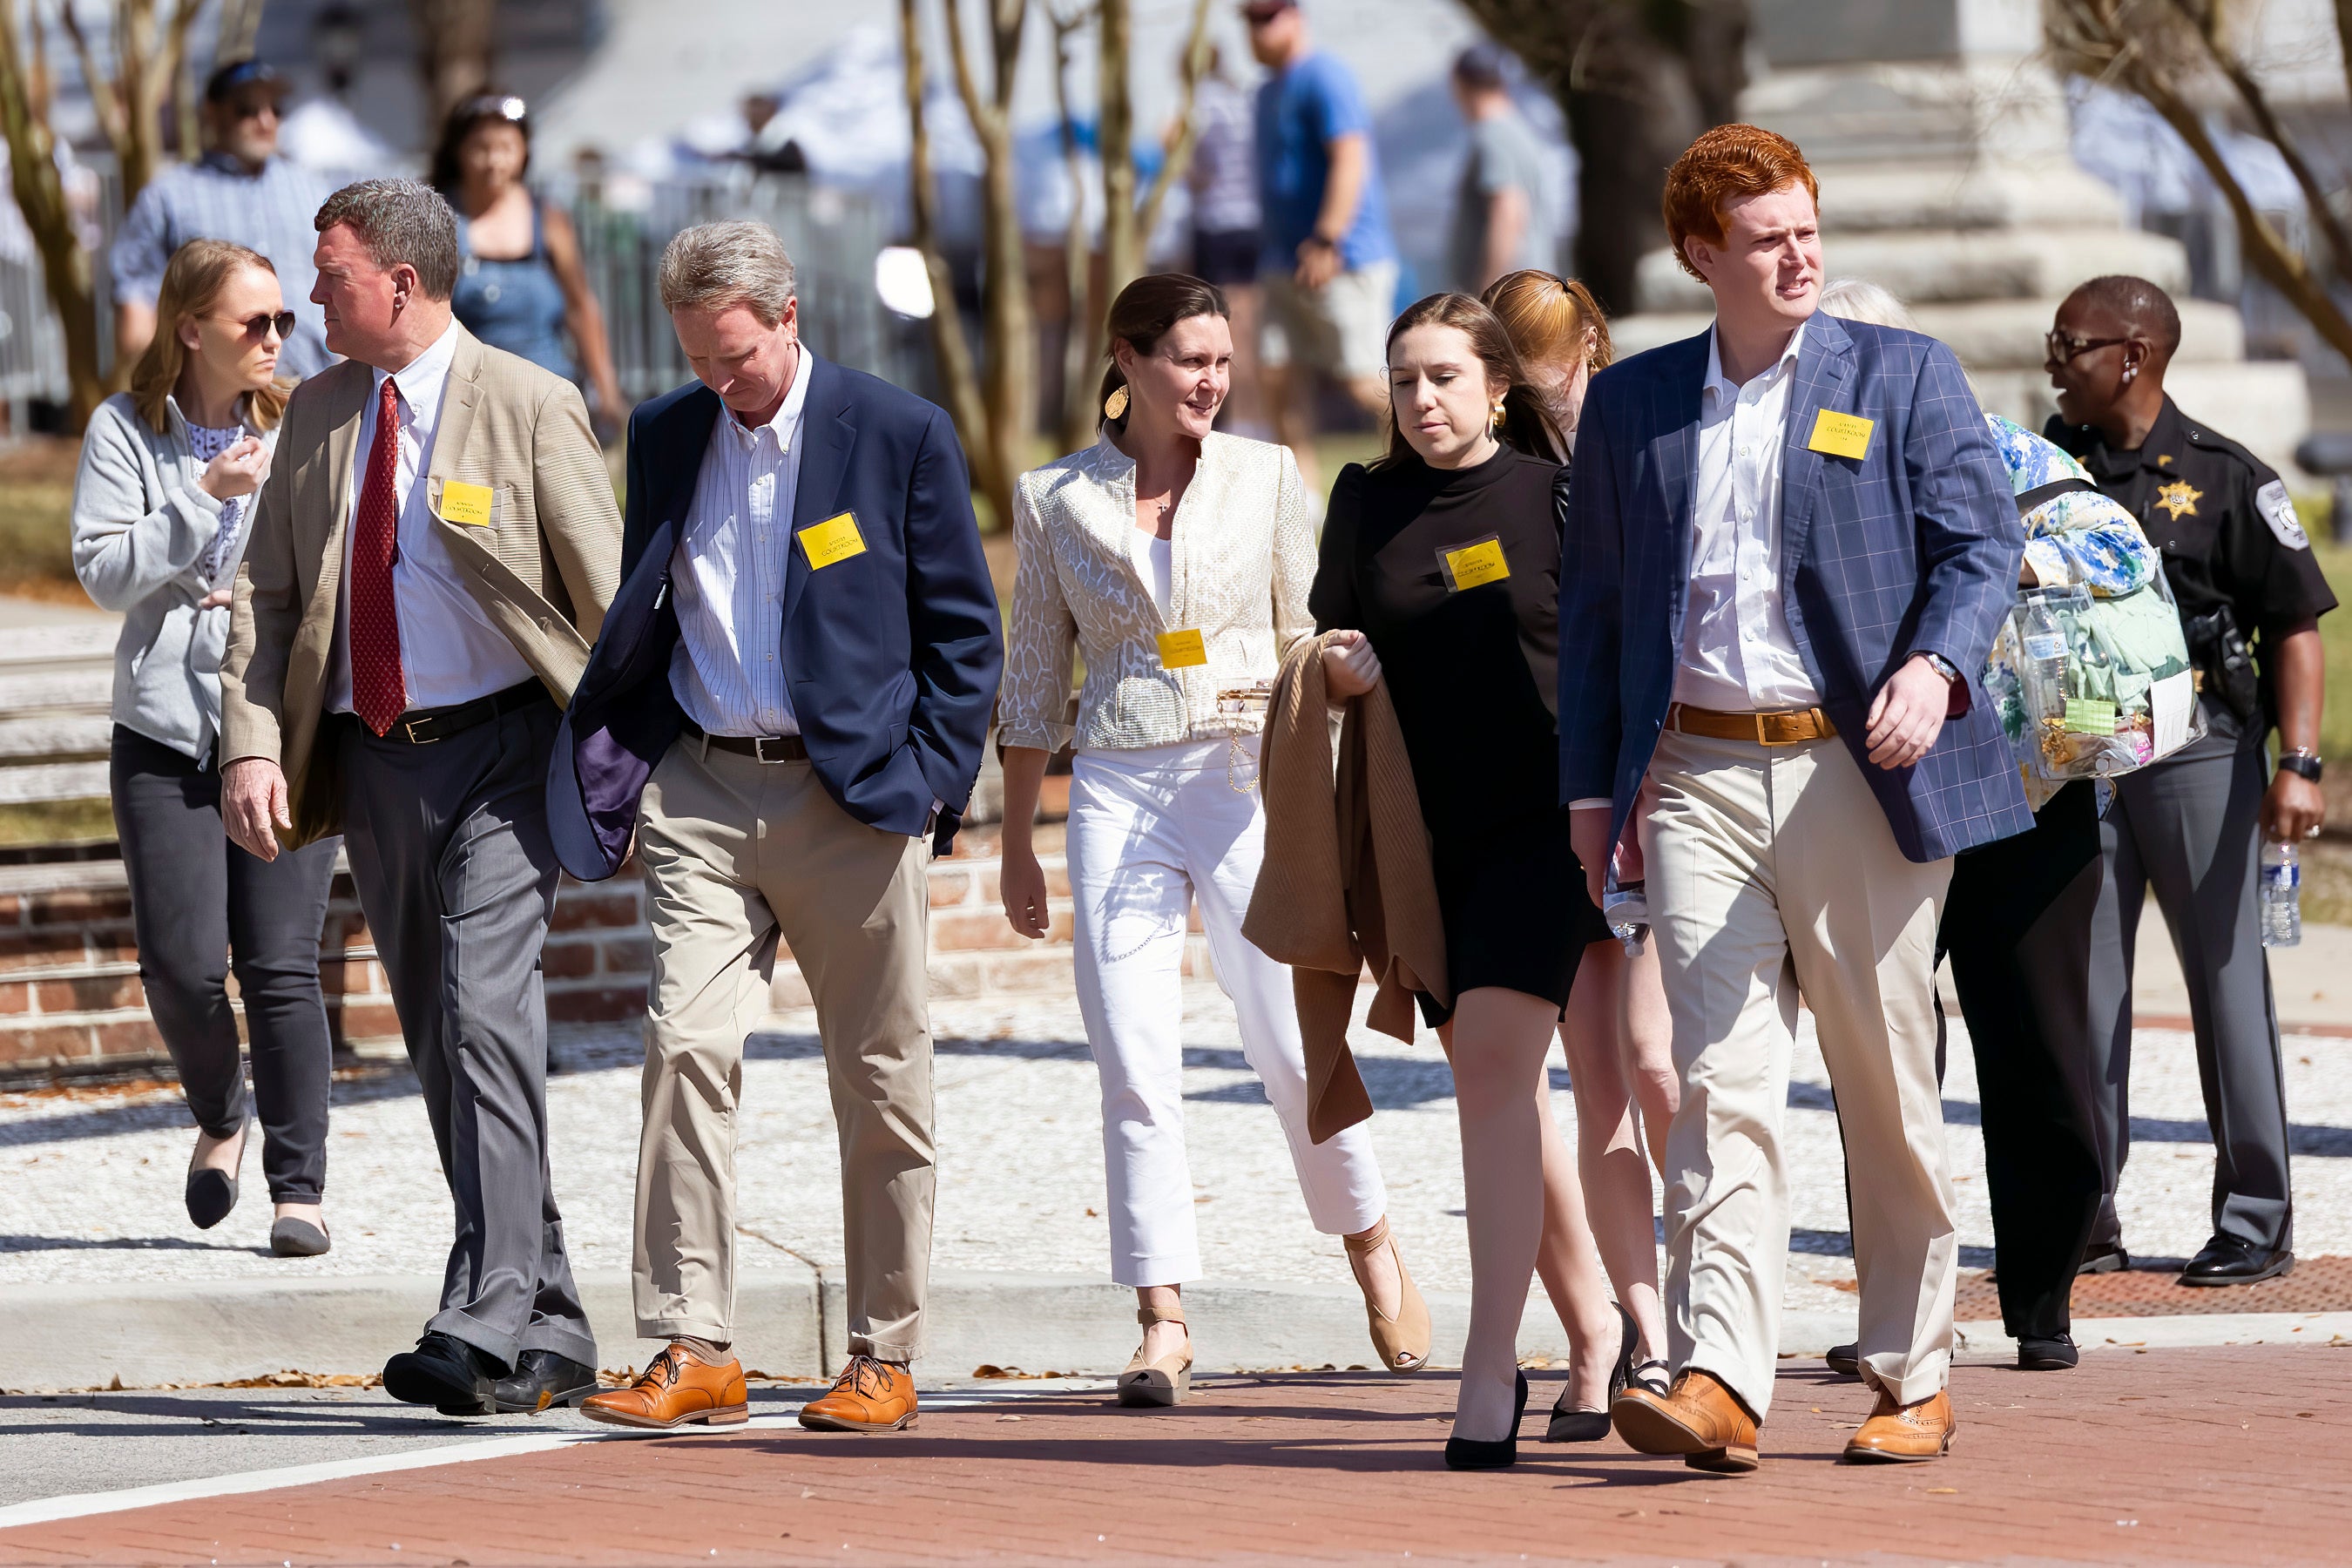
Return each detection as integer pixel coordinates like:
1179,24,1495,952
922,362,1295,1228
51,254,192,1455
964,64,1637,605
1312,293,1615,1469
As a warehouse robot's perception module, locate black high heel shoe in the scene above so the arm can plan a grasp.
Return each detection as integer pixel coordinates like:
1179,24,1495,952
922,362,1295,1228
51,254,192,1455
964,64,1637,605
1444,1369,1528,1470
1546,1301,1639,1443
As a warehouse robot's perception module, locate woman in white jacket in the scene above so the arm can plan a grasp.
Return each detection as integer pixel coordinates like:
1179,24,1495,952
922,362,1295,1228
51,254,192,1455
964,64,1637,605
71,239,340,1255
997,274,1428,1404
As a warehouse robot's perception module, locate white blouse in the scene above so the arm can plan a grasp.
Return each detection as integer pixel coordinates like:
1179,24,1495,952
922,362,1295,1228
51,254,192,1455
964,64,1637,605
1001,429,1315,754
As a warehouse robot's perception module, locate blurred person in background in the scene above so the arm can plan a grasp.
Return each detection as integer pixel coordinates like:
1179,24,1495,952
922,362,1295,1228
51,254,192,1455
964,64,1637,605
71,240,339,1258
113,63,337,381
1183,45,1268,436
432,93,626,439
997,274,1428,1407
1244,0,1398,492
1484,267,1675,1434
2044,274,2335,1288
1449,46,1555,294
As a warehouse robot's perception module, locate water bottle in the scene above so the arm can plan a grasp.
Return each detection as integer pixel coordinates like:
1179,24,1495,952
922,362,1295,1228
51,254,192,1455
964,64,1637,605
1605,881,1649,956
2261,841,2302,949
2020,598,2066,722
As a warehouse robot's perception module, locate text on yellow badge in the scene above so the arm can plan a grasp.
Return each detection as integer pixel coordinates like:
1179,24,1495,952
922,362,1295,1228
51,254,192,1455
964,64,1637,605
1442,537,1510,591
1807,409,1875,461
1157,628,1208,668
798,511,867,569
437,480,495,528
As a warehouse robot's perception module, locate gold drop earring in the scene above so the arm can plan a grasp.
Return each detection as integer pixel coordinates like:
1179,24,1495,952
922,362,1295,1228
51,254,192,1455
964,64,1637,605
1105,385,1130,420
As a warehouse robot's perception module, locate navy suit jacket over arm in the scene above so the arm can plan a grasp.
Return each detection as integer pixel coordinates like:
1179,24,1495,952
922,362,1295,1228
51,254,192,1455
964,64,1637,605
1556,312,2032,864
547,356,1004,880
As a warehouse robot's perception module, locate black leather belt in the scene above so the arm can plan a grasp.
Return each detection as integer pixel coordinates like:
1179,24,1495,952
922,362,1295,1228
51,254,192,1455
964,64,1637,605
377,679,549,745
684,720,808,763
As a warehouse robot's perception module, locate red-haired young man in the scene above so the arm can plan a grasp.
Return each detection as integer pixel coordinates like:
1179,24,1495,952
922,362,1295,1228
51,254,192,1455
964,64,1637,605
1557,125,2031,1470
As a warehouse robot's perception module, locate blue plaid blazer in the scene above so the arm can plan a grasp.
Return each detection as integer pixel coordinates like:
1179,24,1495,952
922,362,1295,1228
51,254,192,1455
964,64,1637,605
1558,312,2033,864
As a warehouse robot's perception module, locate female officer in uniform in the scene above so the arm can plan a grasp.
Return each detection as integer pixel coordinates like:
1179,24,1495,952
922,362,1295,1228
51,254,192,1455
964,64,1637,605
2044,274,2335,1288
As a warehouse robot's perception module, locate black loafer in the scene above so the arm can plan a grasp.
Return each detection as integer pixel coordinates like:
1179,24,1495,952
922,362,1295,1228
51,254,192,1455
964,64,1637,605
269,1218,330,1257
2017,1333,2078,1370
1445,1371,1528,1470
2179,1233,2294,1287
1824,1342,1861,1378
384,1331,500,1415
494,1349,601,1415
2077,1242,2130,1275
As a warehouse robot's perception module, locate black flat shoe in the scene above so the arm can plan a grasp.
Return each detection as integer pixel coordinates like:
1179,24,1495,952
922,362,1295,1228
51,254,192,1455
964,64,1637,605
269,1218,330,1257
2017,1334,2078,1370
383,1331,500,1416
2077,1242,2130,1275
186,1167,237,1230
494,1349,601,1414
1824,1342,1861,1378
1445,1370,1528,1470
1547,1302,1639,1443
2179,1233,2293,1286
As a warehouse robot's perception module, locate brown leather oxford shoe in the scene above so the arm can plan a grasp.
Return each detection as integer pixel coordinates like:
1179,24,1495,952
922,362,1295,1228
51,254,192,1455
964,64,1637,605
579,1342,749,1430
1842,1388,1955,1463
1610,1367,1760,1472
798,1354,919,1433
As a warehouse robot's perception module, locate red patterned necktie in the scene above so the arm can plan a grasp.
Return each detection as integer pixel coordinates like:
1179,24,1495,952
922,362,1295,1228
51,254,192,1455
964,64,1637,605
348,375,407,735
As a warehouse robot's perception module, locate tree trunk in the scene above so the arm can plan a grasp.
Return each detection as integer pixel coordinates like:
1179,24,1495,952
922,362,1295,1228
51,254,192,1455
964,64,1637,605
0,0,105,427
1453,0,1746,315
1096,0,1136,302
898,0,991,492
411,0,497,140
1051,6,1098,456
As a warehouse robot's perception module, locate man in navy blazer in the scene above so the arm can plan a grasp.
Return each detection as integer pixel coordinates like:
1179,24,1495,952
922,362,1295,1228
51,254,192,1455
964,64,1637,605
551,220,1000,1437
1558,127,2029,1472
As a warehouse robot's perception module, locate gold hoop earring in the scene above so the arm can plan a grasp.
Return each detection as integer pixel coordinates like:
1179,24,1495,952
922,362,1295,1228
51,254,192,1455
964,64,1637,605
1490,402,1506,431
1104,385,1130,420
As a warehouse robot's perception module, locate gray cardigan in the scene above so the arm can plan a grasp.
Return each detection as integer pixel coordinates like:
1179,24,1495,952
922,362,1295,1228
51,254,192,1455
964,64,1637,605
71,391,276,760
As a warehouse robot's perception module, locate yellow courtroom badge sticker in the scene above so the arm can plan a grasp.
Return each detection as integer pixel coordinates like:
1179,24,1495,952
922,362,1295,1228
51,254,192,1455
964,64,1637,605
1156,628,1209,669
798,511,868,569
1807,409,1875,461
436,480,495,527
1438,535,1510,591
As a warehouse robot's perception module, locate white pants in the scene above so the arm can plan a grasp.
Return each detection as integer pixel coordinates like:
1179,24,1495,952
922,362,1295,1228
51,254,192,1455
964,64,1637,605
1068,740,1388,1287
1641,729,1958,1420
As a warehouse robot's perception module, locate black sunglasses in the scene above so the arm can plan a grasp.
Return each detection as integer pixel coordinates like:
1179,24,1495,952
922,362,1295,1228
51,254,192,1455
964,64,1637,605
2044,330,2130,365
216,310,297,342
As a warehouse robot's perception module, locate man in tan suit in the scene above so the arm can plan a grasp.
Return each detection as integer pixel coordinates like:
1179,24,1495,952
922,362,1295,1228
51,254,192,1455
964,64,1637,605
220,179,621,1416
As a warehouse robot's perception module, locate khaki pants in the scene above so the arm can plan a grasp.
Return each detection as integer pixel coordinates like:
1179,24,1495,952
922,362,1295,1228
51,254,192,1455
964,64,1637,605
1640,727,1957,1419
632,736,935,1361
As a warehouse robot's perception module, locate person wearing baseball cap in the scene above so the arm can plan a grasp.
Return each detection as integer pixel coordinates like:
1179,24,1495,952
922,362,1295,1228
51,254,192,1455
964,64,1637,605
112,59,341,382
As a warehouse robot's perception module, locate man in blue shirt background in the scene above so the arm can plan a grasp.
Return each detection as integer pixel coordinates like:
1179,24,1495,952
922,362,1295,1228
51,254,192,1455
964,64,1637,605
1245,0,1398,492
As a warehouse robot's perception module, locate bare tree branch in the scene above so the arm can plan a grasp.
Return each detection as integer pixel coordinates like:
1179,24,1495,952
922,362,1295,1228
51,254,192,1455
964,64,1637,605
1134,0,1213,252
0,0,107,425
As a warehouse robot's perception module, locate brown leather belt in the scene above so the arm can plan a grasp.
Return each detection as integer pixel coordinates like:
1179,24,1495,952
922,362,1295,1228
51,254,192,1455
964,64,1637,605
685,720,808,763
1667,702,1838,746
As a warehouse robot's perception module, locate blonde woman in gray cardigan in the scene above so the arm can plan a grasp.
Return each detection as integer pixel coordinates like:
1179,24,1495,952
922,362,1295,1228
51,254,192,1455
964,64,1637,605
71,239,340,1256
997,274,1429,1405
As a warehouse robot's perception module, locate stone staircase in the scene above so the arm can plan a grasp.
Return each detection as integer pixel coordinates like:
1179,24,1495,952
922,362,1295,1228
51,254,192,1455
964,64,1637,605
1611,1,2310,481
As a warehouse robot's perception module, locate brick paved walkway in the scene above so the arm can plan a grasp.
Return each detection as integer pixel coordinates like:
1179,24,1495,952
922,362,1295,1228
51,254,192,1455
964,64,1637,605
2,1347,2347,1565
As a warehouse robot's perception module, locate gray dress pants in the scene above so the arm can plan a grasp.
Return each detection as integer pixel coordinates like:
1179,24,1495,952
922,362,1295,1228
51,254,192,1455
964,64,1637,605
2088,699,2293,1254
337,696,595,1369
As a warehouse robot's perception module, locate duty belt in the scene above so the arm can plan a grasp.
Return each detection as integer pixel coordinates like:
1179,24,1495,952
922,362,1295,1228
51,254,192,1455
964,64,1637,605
1666,703,1838,746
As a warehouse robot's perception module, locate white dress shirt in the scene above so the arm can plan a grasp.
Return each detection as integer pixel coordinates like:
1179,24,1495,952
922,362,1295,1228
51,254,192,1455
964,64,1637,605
328,321,535,713
1671,318,1822,713
667,344,814,737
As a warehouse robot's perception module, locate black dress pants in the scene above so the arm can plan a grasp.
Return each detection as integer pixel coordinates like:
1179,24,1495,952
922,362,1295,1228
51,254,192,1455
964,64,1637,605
111,725,340,1204
1941,781,2108,1342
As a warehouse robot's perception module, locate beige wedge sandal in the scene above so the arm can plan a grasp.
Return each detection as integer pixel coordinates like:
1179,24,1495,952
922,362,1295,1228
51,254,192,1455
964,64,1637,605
1345,1217,1432,1374
1117,1303,1193,1408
